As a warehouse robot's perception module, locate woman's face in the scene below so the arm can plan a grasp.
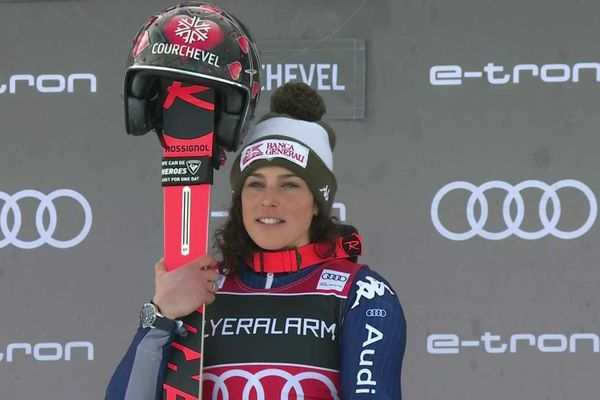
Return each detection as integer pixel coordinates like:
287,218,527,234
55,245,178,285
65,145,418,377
241,165,317,250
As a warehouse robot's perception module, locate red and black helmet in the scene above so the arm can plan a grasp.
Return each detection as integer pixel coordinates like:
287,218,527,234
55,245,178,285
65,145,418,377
124,2,261,151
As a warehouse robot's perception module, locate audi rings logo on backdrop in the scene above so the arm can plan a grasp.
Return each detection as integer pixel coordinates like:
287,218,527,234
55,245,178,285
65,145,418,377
431,180,597,240
0,189,92,249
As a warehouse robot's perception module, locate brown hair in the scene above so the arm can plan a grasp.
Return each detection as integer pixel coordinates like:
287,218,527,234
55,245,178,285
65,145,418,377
214,194,340,275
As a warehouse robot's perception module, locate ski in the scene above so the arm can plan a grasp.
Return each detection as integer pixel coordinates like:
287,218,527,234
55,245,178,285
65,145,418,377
124,5,261,397
159,80,215,400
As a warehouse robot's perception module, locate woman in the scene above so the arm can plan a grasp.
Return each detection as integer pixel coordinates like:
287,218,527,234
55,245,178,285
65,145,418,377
107,82,406,399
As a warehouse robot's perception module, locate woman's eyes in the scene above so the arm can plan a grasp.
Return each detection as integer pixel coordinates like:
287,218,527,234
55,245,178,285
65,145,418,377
245,181,300,189
246,181,264,188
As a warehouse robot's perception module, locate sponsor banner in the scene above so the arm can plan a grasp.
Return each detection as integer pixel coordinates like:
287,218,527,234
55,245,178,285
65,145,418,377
205,294,341,368
0,73,96,94
207,317,336,341
163,143,210,153
240,139,310,171
430,62,600,86
427,332,600,355
316,269,351,292
365,309,387,318
356,323,383,395
151,43,220,68
161,157,211,186
351,276,394,309
0,189,92,249
258,39,365,119
0,341,94,362
203,364,340,399
431,179,597,241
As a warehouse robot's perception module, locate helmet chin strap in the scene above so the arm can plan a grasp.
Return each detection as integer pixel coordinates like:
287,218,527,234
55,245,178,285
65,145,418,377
247,232,363,273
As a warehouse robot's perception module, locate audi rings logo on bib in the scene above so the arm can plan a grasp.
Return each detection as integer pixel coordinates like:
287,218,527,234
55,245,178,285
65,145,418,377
1,189,92,249
203,365,340,400
317,269,351,292
431,180,597,240
322,273,347,282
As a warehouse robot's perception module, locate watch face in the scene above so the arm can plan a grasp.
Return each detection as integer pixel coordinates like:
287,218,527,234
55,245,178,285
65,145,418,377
140,303,157,328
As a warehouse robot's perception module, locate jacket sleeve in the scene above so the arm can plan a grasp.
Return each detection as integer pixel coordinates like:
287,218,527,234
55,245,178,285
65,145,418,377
340,268,406,400
106,326,175,400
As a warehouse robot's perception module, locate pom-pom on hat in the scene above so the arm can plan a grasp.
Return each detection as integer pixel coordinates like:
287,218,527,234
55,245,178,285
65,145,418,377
230,82,337,214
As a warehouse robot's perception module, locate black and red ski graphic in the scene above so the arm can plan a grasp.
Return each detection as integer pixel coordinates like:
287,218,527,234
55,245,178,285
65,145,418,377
159,80,215,400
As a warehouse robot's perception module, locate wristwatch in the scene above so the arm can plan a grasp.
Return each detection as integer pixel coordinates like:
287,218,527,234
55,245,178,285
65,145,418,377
139,301,177,331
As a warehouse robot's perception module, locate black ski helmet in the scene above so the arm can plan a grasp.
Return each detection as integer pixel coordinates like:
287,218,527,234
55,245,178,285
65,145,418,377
124,2,261,151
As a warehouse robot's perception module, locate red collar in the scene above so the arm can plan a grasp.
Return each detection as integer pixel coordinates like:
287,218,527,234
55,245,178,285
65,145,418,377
247,232,362,273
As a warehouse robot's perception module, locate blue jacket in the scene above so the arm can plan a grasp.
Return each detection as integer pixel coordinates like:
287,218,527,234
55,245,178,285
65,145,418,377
106,263,406,399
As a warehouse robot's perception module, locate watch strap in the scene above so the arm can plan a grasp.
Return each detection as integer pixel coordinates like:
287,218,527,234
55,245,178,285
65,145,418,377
151,301,177,332
141,301,177,332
